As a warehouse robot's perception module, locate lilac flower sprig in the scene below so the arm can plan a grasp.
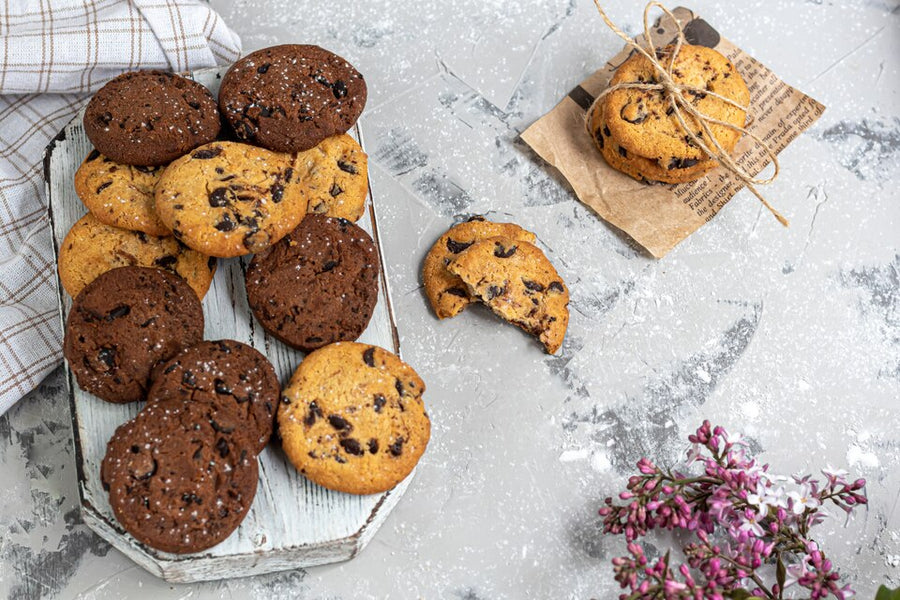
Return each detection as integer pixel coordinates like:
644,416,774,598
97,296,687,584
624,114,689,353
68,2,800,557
598,421,867,600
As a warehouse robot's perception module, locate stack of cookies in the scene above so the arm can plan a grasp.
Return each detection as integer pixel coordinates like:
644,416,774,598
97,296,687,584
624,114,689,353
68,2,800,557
587,44,750,184
59,45,432,555
423,217,570,354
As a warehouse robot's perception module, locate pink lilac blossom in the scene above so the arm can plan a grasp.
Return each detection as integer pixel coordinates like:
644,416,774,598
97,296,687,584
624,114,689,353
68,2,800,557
598,421,867,600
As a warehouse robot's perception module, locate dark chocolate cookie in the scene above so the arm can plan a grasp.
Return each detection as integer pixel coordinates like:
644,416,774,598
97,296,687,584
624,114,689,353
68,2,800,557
101,398,259,554
83,70,220,166
63,266,204,403
218,45,366,153
148,340,280,453
246,215,379,352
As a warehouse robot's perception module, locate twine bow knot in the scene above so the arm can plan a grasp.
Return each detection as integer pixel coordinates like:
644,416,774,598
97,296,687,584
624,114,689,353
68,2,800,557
590,1,787,226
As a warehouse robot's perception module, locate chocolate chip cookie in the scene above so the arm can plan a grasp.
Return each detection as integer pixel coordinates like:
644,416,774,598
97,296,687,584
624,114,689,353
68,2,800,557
602,44,749,167
218,44,367,153
148,340,280,454
57,213,216,300
278,342,430,495
246,215,379,352
101,398,259,554
587,100,716,184
154,142,307,257
83,70,220,166
74,149,170,236
298,134,369,222
447,237,569,354
423,216,536,320
63,266,204,403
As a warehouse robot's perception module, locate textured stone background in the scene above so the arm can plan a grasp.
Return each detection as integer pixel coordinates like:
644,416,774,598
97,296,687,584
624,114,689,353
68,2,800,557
2,0,898,598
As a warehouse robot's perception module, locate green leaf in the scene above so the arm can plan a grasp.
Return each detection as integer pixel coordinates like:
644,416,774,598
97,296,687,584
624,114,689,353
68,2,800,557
875,585,900,600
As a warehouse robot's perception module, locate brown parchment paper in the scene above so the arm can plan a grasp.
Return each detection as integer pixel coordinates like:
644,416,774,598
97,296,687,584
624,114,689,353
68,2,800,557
521,7,825,258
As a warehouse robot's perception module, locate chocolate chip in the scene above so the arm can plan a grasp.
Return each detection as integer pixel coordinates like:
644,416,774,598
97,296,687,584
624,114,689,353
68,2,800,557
618,147,628,158
182,492,202,505
322,260,339,272
154,255,177,270
337,160,358,174
96,181,112,194
192,147,222,159
363,347,376,367
304,401,323,426
97,347,116,368
209,187,232,208
271,183,284,203
207,256,217,271
193,447,203,460
106,305,130,320
494,243,517,258
210,418,234,434
373,394,386,413
620,100,648,124
214,378,232,395
182,371,196,386
86,149,101,162
594,127,605,148
340,437,364,456
445,287,468,298
130,445,140,454
257,63,270,74
328,415,350,430
668,157,700,170
163,361,179,375
329,183,343,197
332,80,348,99
522,279,545,292
334,455,347,464
548,281,565,293
140,317,157,328
216,437,229,458
98,112,112,126
314,74,331,86
666,106,675,116
389,437,404,457
603,125,611,137
446,238,472,254
486,285,505,300
215,214,236,232
364,439,377,454
236,121,256,141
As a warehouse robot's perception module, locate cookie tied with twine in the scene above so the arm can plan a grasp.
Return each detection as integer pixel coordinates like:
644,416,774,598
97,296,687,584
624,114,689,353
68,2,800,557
587,1,788,226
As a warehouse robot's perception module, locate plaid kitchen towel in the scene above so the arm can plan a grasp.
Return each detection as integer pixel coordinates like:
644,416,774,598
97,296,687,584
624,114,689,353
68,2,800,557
0,1,241,415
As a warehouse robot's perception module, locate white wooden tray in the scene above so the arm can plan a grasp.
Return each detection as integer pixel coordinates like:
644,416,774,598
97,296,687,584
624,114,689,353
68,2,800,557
43,67,409,583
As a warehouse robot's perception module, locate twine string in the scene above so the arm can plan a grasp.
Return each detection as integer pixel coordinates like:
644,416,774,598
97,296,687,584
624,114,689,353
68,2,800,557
589,1,788,226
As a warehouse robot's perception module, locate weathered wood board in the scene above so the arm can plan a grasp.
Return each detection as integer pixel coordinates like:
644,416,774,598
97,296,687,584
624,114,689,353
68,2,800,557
44,67,410,583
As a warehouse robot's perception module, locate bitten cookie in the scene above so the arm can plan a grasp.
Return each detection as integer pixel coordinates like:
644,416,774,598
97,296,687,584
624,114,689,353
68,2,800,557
218,44,367,153
148,340,280,454
101,398,259,554
246,215,379,352
57,213,216,299
587,101,716,184
298,134,369,222
423,216,536,320
602,44,749,167
63,266,204,403
278,342,430,495
154,142,307,257
447,237,569,354
83,70,220,166
74,149,170,236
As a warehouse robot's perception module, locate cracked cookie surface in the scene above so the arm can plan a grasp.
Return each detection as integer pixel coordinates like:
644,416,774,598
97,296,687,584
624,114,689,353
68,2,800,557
74,150,171,236
219,44,366,153
423,216,536,320
298,134,369,222
154,141,307,257
83,70,220,166
246,215,379,352
63,266,204,403
278,342,429,495
58,212,216,300
101,398,258,554
447,237,569,354
148,340,280,454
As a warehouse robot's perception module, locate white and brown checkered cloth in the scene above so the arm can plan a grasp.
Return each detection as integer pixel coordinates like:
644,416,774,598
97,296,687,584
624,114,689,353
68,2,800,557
0,1,241,415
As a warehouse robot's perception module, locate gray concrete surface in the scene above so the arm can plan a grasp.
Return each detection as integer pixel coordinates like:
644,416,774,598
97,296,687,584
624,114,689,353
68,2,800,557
1,0,898,598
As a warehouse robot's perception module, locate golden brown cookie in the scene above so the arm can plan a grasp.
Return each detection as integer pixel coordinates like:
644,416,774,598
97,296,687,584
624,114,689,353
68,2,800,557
278,342,430,495
587,100,716,184
74,149,170,236
57,213,216,300
297,134,369,222
447,237,569,354
154,142,306,258
422,216,536,320
602,44,749,166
